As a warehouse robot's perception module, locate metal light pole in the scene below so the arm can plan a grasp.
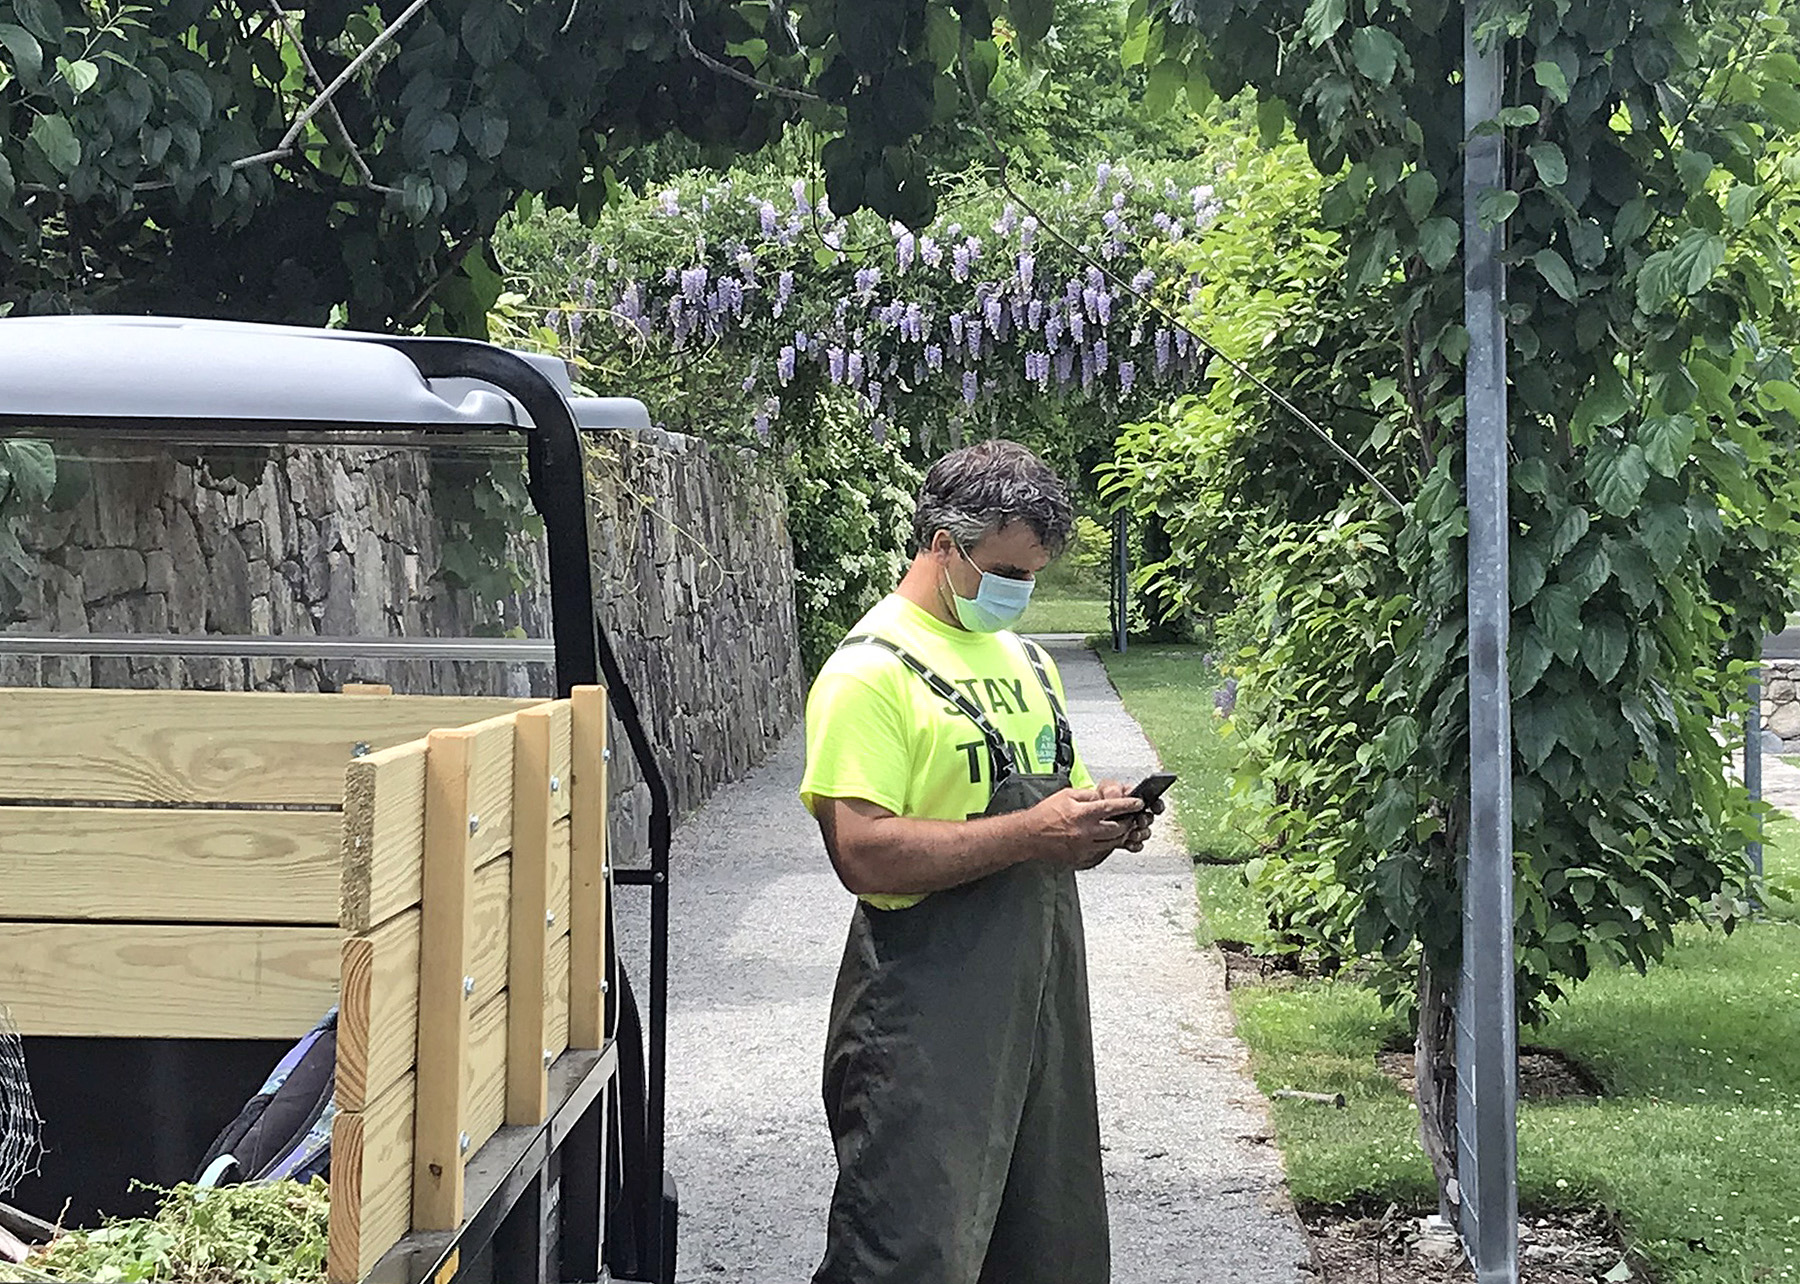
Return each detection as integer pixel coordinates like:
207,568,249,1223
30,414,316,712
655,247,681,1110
1457,9,1520,1282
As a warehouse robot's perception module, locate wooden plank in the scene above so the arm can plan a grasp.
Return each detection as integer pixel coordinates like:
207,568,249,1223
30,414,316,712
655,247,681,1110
548,817,571,947
507,706,554,1126
412,728,474,1231
568,686,609,1049
327,1072,415,1284
341,740,427,936
0,689,539,806
336,909,421,1114
466,990,509,1159
545,931,571,1062
0,923,338,1038
465,711,519,869
342,683,394,696
469,856,511,1006
548,701,573,824
0,807,340,923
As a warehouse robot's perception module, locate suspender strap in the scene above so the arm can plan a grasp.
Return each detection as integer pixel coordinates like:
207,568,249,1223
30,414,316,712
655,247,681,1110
840,634,1015,785
1018,638,1076,775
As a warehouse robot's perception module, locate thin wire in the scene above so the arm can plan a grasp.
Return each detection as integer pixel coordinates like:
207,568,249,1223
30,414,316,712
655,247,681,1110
956,37,1404,511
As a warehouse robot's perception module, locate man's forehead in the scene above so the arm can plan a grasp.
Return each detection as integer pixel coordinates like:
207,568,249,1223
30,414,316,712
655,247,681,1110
971,521,1052,567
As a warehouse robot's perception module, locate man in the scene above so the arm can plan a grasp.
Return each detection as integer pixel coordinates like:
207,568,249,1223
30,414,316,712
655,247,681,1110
800,439,1159,1284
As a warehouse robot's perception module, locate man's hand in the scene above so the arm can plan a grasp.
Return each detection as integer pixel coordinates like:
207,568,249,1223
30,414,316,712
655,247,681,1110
1027,787,1146,867
1071,780,1165,868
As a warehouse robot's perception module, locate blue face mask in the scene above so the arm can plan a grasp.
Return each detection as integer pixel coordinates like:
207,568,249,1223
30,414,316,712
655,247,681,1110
948,543,1035,632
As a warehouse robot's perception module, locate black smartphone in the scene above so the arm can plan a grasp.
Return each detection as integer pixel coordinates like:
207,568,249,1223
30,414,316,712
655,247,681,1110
1128,772,1178,804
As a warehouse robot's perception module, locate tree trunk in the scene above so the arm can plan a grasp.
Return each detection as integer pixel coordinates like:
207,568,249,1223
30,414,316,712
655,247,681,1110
1415,955,1459,1223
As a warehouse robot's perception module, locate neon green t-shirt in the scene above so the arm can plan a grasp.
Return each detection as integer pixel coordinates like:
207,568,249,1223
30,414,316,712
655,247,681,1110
799,594,1093,909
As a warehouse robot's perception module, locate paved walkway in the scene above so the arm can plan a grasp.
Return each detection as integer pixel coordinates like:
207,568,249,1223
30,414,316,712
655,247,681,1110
619,642,1312,1282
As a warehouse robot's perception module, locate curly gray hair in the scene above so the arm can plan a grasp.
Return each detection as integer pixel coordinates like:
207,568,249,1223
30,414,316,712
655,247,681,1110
911,440,1074,557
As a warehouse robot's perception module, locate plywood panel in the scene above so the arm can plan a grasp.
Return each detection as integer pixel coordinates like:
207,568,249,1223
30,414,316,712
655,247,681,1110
548,701,573,824
0,689,538,806
0,923,339,1038
327,1072,415,1284
508,707,554,1127
341,740,426,936
465,991,509,1160
0,807,340,922
548,817,571,939
569,686,608,1049
466,712,519,869
545,931,571,1063
469,856,510,1006
336,909,421,1114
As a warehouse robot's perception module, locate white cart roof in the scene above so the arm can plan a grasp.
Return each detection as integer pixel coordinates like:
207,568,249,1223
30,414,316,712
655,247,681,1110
0,314,649,434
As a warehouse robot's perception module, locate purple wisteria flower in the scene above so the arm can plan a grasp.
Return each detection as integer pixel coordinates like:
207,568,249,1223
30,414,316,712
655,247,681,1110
994,204,1018,236
681,266,709,303
1155,327,1172,372
1095,289,1113,326
759,201,778,236
1094,338,1109,371
1095,161,1112,189
792,179,808,214
1153,211,1173,233
828,346,846,382
1021,215,1038,248
897,231,916,274
1017,251,1036,292
1027,298,1043,330
658,189,680,216
925,343,944,372
1102,209,1121,232
902,302,925,343
952,243,972,282
854,266,882,297
1056,348,1075,387
1118,360,1136,394
962,371,979,405
1045,310,1064,347
777,345,796,385
920,235,942,267
847,350,865,388
742,374,757,393
984,296,1004,337
949,313,965,345
774,270,794,318
1131,268,1156,294
1070,311,1086,343
871,417,888,443
794,329,809,352
867,379,882,409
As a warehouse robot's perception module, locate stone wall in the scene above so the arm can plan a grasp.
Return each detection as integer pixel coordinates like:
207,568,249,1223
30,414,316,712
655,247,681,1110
1758,659,1800,752
0,428,804,864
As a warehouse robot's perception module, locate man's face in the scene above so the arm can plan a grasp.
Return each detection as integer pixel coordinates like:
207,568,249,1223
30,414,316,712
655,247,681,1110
934,521,1055,600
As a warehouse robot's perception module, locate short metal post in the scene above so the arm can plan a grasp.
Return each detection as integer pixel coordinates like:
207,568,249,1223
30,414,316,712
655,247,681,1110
1748,660,1764,886
1112,509,1129,654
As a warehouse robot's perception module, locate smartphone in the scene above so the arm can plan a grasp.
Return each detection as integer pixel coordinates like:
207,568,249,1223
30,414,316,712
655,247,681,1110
1128,772,1178,804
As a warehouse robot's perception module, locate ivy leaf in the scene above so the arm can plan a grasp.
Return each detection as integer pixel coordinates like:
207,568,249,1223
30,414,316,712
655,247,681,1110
27,112,80,175
1528,142,1568,188
1300,0,1347,47
1581,616,1629,684
1639,414,1696,477
1533,249,1579,301
1586,442,1650,517
1533,59,1570,103
1476,188,1519,229
1418,216,1459,269
1350,27,1404,86
462,2,523,68
0,24,43,83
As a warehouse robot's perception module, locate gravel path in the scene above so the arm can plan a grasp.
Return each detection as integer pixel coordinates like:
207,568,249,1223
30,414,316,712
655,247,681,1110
618,641,1313,1283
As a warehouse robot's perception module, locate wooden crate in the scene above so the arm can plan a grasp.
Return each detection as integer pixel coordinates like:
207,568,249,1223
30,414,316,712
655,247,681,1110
0,684,613,1284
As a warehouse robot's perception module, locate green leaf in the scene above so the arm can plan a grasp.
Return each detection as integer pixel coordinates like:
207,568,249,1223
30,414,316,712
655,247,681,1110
1636,503,1690,574
1365,782,1416,850
1567,218,1606,269
1545,505,1589,560
1639,414,1696,476
460,105,509,159
1418,216,1459,269
1528,142,1568,187
1572,364,1632,439
1476,188,1519,229
11,0,60,42
1350,27,1403,86
1119,12,1150,67
1533,583,1585,664
926,6,961,69
1007,0,1053,48
0,24,43,82
1497,104,1541,128
1185,63,1215,113
1726,183,1762,230
1586,442,1650,517
461,2,523,68
1614,198,1655,246
1512,623,1554,695
1300,0,1346,46
168,69,213,125
1402,170,1439,222
1670,229,1726,294
1581,616,1629,684
1378,715,1419,770
1144,57,1184,116
28,111,79,174
1532,249,1579,301
1760,380,1800,421
3,440,55,505
1533,59,1569,103
1255,96,1287,145
56,54,96,95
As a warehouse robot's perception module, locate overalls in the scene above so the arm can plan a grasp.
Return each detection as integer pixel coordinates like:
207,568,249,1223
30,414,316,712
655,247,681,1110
813,634,1109,1284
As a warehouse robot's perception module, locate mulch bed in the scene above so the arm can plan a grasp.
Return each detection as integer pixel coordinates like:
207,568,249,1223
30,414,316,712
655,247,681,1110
1300,1204,1643,1283
1374,1046,1605,1102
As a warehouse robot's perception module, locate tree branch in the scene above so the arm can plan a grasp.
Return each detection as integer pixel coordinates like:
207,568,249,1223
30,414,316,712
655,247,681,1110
675,0,822,104
268,0,401,196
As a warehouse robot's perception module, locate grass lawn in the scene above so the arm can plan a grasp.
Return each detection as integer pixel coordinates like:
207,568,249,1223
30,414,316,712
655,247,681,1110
1099,645,1800,1284
1019,591,1111,637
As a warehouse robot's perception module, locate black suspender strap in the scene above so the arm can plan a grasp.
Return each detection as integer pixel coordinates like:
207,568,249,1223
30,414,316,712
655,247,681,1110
1019,638,1076,775
839,633,1016,786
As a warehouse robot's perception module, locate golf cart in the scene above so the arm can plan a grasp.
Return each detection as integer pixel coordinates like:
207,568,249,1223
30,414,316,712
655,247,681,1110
0,315,679,1283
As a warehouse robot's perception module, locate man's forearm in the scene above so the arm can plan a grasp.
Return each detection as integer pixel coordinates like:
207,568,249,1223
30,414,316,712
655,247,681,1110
830,809,1042,896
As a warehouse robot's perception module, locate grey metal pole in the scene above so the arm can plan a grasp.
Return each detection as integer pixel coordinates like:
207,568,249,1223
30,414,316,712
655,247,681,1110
1114,509,1129,654
1748,661,1764,882
1457,11,1520,1283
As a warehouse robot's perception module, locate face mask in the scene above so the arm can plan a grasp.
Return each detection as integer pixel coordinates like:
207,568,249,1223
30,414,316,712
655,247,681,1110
947,543,1035,632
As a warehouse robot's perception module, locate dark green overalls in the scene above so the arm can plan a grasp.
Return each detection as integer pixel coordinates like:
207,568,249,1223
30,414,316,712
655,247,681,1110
813,634,1109,1284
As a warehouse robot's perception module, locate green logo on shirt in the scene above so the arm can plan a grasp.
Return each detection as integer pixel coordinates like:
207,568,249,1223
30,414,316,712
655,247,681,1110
1035,723,1055,770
